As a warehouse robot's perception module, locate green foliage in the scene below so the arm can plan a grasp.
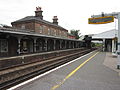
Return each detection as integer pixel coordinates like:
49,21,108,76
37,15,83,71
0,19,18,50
95,43,102,47
70,29,81,39
91,42,95,47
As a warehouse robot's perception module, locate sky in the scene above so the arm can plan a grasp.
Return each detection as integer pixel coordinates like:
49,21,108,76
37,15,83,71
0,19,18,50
0,0,120,35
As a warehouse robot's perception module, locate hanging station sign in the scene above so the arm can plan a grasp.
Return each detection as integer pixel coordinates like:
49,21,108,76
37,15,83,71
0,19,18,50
88,16,114,24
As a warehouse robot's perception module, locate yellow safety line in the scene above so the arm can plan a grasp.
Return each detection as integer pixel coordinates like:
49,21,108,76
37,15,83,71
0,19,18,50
51,52,99,90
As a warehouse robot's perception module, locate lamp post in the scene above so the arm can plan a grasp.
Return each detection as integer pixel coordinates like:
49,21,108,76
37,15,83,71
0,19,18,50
117,13,120,69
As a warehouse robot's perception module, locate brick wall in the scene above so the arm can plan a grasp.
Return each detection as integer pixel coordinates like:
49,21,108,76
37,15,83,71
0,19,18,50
12,21,68,38
34,22,68,37
12,22,35,31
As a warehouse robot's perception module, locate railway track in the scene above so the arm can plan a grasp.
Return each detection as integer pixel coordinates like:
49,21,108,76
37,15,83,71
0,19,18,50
0,48,96,90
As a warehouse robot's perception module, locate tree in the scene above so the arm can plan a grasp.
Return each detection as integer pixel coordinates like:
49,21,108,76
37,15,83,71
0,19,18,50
70,29,81,39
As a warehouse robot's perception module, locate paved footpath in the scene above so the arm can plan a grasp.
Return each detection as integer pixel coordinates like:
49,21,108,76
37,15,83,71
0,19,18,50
12,51,120,90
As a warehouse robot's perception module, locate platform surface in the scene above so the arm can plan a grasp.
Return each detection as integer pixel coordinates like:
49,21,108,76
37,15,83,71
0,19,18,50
12,51,120,90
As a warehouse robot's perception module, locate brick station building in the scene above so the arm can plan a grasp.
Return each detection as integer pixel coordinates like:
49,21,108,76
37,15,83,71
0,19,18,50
0,7,83,57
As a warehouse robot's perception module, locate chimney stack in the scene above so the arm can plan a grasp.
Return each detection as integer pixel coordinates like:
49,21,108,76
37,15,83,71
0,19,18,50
35,6,43,19
53,16,58,25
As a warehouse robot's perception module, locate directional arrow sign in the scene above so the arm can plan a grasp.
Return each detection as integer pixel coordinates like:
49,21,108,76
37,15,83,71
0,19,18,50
88,16,114,24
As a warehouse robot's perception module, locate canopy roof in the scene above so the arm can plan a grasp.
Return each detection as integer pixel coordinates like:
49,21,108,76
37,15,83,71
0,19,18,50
92,29,118,40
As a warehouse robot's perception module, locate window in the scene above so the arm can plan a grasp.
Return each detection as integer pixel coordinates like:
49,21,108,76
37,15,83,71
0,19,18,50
0,39,8,52
59,31,61,36
39,26,43,33
51,29,53,35
52,29,54,35
48,28,50,35
43,25,46,28
54,30,56,36
64,32,67,37
21,25,25,29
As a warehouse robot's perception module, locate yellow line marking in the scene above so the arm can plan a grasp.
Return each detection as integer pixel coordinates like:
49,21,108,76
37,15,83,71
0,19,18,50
51,52,99,90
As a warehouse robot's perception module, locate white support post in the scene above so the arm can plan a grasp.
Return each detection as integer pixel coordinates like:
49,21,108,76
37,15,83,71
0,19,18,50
112,39,115,53
73,42,74,48
69,41,71,49
60,40,62,50
17,37,21,55
65,41,67,49
117,13,120,69
115,39,117,52
45,39,48,51
33,38,37,53
54,39,56,50
103,39,105,51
